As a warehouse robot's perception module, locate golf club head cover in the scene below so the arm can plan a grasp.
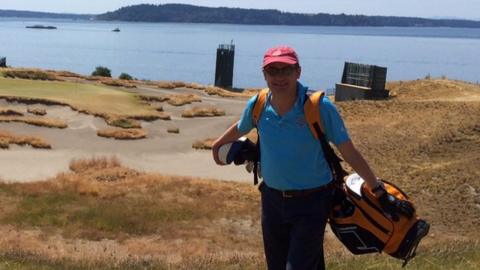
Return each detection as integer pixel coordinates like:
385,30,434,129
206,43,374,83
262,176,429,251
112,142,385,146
218,137,258,165
233,138,257,165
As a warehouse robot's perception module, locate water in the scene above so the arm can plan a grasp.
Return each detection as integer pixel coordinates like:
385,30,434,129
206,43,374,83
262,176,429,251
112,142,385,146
1,17,479,90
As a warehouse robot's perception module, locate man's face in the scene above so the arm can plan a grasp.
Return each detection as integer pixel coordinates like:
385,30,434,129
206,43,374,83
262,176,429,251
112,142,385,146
263,62,301,92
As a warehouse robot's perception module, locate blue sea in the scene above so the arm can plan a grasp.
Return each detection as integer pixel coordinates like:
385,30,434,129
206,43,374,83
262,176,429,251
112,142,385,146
1,17,479,90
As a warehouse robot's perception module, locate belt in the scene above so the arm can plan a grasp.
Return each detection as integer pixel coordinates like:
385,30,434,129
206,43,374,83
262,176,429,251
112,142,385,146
263,181,334,198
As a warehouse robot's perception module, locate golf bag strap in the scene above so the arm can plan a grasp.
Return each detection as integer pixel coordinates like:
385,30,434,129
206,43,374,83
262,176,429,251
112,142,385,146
250,89,346,186
251,90,268,185
253,134,260,185
304,91,326,138
305,92,347,186
252,88,269,125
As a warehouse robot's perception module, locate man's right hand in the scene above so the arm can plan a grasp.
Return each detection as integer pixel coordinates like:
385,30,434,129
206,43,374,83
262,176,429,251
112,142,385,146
376,186,415,221
211,140,226,165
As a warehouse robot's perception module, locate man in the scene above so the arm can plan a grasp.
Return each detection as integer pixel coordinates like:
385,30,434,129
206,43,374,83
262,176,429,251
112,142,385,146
212,46,385,270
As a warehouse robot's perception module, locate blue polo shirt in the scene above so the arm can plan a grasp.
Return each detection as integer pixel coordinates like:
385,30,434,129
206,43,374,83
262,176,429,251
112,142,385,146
237,82,350,190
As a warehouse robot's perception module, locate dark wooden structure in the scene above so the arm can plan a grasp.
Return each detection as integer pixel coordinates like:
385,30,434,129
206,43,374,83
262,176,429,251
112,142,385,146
335,62,389,101
214,43,235,88
0,57,6,68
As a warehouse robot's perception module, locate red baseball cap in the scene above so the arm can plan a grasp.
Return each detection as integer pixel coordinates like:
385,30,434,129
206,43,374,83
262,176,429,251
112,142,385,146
263,46,299,68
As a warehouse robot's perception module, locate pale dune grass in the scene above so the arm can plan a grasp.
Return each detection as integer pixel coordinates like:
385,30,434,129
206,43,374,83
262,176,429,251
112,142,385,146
137,95,170,103
192,138,215,150
0,157,262,268
185,82,206,90
0,116,67,128
166,94,202,106
204,86,252,98
156,81,176,89
3,68,57,81
27,107,47,116
97,128,147,140
181,106,226,118
137,94,202,107
0,130,51,149
0,108,23,116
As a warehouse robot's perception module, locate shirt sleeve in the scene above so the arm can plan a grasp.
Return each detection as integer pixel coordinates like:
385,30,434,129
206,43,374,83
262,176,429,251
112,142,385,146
237,95,257,133
319,96,350,145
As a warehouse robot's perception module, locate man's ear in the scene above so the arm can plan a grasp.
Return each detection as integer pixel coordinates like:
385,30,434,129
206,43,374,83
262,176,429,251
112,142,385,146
296,66,302,79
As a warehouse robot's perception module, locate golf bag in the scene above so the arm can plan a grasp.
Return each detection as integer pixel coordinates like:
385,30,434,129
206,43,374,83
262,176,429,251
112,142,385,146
330,174,430,267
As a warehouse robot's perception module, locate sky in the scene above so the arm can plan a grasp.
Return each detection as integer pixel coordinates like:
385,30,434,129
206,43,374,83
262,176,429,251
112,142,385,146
1,0,480,20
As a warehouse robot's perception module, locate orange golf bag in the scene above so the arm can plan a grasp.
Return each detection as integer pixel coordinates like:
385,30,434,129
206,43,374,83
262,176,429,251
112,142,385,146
329,174,430,267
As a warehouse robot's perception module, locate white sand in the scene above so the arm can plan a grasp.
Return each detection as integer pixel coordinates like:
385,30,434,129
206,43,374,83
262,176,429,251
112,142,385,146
0,87,254,183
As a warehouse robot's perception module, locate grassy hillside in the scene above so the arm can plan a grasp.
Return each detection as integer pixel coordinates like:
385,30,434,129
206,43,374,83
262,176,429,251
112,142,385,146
0,78,479,268
0,77,156,117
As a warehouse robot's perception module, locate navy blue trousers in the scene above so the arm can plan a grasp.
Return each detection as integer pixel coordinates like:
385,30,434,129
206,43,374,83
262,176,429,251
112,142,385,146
260,183,333,270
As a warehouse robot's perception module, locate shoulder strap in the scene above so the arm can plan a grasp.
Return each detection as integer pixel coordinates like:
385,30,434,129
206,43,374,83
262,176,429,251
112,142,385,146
303,91,325,139
250,88,268,185
304,91,347,186
252,88,269,126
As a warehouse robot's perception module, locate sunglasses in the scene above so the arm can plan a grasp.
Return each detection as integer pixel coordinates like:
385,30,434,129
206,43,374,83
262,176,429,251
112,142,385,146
264,66,297,77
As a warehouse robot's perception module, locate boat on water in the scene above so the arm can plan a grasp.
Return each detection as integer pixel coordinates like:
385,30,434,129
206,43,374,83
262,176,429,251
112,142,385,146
112,28,120,32
26,25,57,30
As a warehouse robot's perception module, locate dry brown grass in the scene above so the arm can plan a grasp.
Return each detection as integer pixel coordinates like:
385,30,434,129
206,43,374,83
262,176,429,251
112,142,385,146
204,86,252,98
0,156,262,267
181,106,226,118
0,130,51,149
104,115,141,129
27,107,47,116
185,82,206,90
137,94,170,103
243,88,262,96
97,128,147,140
0,116,67,128
0,96,165,129
46,69,87,79
2,68,57,81
156,81,176,89
98,78,137,88
167,94,202,106
129,112,171,121
0,108,23,116
192,138,215,149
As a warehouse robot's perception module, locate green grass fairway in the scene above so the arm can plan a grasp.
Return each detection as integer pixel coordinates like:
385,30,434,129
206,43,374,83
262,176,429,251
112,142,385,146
0,77,155,116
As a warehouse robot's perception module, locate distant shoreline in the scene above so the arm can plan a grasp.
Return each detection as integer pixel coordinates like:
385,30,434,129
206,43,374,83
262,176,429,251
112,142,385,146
2,4,480,28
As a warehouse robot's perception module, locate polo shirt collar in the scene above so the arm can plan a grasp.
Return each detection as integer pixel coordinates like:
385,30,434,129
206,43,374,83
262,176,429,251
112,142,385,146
296,82,308,107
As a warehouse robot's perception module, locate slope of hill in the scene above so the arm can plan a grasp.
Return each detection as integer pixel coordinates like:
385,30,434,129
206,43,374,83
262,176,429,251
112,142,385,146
96,4,480,28
0,76,479,268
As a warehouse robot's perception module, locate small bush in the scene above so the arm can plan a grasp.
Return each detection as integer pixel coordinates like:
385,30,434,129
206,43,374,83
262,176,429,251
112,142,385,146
91,66,111,77
119,73,133,80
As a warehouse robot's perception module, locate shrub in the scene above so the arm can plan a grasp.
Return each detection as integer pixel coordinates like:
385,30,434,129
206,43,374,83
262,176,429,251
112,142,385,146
91,66,111,77
119,73,133,80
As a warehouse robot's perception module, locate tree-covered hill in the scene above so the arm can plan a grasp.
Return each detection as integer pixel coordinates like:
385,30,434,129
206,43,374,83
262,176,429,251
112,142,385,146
0,9,92,20
96,4,480,28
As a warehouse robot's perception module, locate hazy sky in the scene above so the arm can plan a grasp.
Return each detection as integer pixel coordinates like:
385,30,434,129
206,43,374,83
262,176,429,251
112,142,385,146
2,0,480,20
